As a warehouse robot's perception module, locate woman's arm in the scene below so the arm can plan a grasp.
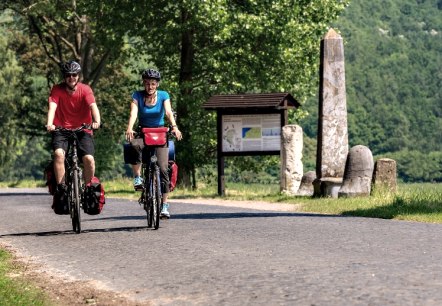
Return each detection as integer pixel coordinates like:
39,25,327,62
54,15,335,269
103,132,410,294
164,99,182,140
125,101,139,141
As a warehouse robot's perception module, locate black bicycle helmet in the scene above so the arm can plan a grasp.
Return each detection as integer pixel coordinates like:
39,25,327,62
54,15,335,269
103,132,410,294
60,60,82,75
141,68,161,81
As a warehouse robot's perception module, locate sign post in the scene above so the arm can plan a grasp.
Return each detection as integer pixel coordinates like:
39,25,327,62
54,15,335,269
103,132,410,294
203,93,300,196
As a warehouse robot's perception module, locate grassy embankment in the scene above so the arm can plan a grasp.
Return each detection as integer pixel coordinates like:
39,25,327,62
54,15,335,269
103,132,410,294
0,249,52,306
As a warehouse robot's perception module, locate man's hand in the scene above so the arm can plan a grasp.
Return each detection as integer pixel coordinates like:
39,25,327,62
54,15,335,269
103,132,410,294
46,124,55,132
92,122,100,130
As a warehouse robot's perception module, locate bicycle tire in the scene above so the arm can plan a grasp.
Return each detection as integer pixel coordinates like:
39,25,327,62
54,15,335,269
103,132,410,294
151,165,161,230
145,169,153,228
71,168,81,233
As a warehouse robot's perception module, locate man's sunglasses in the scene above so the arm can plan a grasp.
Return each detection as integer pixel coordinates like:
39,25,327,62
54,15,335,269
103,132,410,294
64,73,78,78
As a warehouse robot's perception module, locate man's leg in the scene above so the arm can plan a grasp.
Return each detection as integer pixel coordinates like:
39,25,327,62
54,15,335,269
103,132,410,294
82,155,95,183
53,148,66,184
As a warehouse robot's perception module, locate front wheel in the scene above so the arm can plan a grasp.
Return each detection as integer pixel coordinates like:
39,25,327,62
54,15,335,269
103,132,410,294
151,165,161,230
71,169,81,233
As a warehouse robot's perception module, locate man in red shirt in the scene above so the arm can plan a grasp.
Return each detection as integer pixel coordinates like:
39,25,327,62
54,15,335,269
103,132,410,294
46,60,101,213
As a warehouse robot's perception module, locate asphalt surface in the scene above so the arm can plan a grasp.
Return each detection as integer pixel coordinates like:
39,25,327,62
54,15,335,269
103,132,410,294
0,188,441,305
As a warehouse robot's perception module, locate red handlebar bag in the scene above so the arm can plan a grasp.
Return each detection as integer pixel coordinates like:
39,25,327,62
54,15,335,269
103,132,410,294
142,127,168,146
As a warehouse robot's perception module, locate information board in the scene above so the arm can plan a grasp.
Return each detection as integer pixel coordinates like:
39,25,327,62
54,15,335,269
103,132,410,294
222,114,281,152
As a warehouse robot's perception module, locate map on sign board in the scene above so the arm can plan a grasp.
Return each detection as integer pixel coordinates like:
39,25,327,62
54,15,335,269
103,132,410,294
222,114,280,152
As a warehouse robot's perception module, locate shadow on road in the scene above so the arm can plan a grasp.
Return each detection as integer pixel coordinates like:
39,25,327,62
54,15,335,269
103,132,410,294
0,193,49,197
0,226,152,237
95,211,342,221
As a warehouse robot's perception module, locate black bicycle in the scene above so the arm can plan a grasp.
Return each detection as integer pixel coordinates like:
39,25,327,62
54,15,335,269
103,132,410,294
54,124,91,233
137,127,169,230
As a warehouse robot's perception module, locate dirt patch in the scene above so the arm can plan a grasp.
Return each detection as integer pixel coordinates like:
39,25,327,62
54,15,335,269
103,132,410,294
169,198,302,212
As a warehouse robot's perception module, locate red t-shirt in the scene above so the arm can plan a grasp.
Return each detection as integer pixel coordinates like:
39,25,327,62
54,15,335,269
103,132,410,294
49,83,95,129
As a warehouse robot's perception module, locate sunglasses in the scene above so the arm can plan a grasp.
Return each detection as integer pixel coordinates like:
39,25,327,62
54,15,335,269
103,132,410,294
64,73,78,78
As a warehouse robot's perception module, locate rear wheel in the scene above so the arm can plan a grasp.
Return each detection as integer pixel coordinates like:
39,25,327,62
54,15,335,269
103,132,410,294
71,169,81,233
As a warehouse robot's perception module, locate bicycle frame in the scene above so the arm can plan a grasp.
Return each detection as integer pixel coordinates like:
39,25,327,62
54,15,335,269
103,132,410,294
55,125,90,233
139,147,162,230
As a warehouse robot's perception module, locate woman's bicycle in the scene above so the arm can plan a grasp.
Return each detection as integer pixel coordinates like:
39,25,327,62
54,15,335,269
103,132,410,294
137,127,170,230
54,124,92,234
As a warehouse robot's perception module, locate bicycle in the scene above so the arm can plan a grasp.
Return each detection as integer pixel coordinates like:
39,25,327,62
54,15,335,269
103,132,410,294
53,124,92,234
136,127,170,230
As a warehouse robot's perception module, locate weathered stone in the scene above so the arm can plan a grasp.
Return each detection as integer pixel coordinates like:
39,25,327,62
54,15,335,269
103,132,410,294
338,145,374,198
296,171,316,196
280,125,303,195
372,158,397,193
313,177,343,198
314,28,349,197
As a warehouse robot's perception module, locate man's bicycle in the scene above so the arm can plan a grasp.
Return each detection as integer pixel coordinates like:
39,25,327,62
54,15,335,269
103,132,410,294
54,124,92,233
137,127,169,230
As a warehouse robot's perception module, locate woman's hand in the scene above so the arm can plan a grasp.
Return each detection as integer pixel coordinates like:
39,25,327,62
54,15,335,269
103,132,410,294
172,126,182,141
126,129,135,141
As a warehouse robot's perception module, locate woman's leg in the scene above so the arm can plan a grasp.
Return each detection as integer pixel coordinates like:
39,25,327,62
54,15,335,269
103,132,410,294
156,146,170,217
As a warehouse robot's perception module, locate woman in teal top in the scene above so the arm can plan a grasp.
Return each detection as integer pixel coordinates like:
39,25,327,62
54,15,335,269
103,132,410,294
125,68,182,218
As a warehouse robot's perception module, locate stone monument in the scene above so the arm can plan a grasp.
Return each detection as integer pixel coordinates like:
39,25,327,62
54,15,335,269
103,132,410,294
280,125,303,195
372,158,397,193
313,28,349,197
338,145,374,197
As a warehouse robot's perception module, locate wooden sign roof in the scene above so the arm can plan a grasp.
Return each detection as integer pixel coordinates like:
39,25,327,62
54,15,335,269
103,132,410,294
202,93,300,110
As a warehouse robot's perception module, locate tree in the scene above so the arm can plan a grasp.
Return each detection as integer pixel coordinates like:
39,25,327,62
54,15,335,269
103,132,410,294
1,0,350,186
122,0,350,187
0,11,23,179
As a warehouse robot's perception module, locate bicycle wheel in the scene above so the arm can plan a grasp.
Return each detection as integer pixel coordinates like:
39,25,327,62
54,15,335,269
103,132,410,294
71,168,81,233
151,165,161,230
144,170,153,228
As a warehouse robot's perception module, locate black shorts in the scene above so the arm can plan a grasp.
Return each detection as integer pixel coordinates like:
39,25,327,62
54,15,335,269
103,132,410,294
52,130,95,158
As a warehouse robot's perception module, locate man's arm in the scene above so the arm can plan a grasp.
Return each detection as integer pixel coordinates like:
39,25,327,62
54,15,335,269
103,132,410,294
46,101,57,131
90,103,101,129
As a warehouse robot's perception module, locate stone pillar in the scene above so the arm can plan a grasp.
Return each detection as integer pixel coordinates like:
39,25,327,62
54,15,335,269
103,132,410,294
338,145,374,197
313,28,349,197
372,158,397,193
280,125,303,195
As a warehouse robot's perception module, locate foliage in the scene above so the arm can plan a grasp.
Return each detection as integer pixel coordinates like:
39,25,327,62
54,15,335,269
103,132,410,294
0,0,350,185
301,0,442,182
0,11,24,180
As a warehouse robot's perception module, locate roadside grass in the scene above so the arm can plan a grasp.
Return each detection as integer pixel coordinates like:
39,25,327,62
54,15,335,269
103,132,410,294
1,179,441,223
105,179,442,223
0,249,51,306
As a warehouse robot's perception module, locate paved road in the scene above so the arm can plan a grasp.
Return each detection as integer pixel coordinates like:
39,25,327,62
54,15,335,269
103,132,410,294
0,188,441,305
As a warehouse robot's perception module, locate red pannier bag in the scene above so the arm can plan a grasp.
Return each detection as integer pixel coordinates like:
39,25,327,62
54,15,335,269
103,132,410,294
44,161,57,195
141,127,168,146
168,161,178,192
83,176,105,215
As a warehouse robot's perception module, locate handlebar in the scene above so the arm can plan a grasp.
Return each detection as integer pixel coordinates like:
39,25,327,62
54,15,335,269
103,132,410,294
51,123,97,132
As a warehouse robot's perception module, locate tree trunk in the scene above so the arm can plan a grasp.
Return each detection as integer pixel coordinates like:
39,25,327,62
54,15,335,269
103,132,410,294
177,8,196,189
